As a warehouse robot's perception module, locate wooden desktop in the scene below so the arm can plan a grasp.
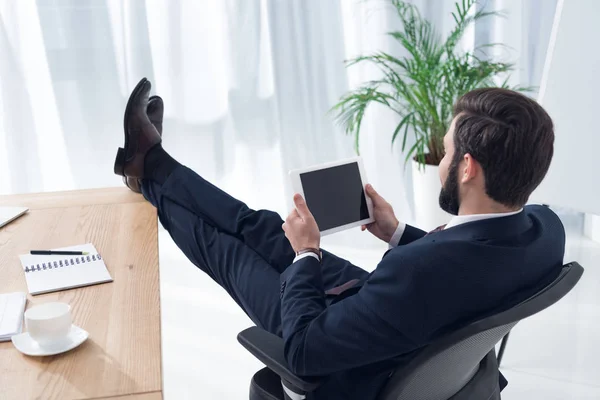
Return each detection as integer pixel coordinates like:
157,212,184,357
0,188,162,400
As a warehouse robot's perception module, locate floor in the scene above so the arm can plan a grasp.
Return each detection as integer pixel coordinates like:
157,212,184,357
158,226,600,399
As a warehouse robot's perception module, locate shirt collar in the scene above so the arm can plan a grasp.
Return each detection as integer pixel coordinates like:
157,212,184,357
444,209,524,230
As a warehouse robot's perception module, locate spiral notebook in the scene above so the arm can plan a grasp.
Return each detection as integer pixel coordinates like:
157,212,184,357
19,244,113,295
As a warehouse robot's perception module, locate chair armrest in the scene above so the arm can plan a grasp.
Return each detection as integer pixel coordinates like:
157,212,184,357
237,326,324,393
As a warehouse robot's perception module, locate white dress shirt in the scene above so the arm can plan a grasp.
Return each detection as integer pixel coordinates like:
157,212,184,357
388,209,524,247
293,251,320,263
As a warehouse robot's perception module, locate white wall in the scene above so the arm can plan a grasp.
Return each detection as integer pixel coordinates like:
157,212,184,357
532,0,600,222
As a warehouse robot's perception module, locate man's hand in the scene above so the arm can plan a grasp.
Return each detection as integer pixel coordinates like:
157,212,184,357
282,194,321,253
361,184,399,243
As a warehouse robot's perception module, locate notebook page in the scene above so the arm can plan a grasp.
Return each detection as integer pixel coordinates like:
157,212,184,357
19,244,113,295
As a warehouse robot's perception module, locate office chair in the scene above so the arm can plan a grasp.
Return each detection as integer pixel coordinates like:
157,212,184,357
238,262,584,400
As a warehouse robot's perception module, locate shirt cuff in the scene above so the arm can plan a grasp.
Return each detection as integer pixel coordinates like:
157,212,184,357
293,252,320,263
388,222,407,248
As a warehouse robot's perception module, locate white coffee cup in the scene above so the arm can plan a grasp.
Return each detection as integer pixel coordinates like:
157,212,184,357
25,302,72,346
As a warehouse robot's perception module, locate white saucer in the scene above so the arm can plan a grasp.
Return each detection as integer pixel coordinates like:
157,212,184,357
11,325,89,356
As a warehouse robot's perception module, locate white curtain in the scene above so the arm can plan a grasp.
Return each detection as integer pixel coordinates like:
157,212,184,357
475,0,558,90
0,0,558,232
0,0,355,214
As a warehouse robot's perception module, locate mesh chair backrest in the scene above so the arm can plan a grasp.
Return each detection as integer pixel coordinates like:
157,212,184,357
379,262,583,400
388,322,516,400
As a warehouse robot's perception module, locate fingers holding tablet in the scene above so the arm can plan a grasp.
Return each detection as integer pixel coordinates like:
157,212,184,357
282,194,321,252
361,183,399,243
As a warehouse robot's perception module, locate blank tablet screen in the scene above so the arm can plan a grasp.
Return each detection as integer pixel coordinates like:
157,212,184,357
300,162,369,231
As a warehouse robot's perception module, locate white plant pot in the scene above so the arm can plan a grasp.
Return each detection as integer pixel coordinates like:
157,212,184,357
411,160,451,231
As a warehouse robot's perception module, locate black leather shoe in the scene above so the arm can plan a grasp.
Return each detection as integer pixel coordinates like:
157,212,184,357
114,78,162,179
123,95,164,193
147,95,164,134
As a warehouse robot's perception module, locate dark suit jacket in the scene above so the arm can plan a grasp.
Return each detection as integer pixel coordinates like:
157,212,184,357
279,205,565,400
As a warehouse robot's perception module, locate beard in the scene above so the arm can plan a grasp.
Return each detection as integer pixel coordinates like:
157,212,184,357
439,160,460,215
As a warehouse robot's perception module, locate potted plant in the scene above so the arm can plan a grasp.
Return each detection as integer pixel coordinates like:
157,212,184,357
332,0,526,229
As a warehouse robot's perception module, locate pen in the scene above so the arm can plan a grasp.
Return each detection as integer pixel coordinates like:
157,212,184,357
30,250,89,256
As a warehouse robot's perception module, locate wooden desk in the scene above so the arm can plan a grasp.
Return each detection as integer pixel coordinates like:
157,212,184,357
0,188,162,400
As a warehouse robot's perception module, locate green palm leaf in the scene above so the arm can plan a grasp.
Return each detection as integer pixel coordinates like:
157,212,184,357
331,0,528,166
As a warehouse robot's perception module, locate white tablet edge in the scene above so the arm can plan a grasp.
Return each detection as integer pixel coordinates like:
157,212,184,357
289,156,374,236
0,206,29,229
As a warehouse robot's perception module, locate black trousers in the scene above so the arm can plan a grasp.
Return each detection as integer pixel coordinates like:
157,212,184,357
142,165,369,335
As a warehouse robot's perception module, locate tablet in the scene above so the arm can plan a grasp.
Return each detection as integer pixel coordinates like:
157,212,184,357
289,157,374,236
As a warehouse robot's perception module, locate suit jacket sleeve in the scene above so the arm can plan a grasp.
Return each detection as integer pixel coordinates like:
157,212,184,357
397,224,427,246
279,251,426,376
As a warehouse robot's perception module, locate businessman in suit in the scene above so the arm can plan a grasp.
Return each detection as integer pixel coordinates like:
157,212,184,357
114,79,564,400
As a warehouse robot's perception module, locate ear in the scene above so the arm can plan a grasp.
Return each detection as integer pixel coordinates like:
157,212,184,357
461,153,478,183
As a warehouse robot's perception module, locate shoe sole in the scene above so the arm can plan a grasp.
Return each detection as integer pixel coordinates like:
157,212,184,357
114,77,149,176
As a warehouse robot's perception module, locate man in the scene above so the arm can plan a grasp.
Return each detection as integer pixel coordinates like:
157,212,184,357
114,79,564,399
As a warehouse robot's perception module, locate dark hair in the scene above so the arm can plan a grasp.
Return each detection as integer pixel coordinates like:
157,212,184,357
452,88,554,208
